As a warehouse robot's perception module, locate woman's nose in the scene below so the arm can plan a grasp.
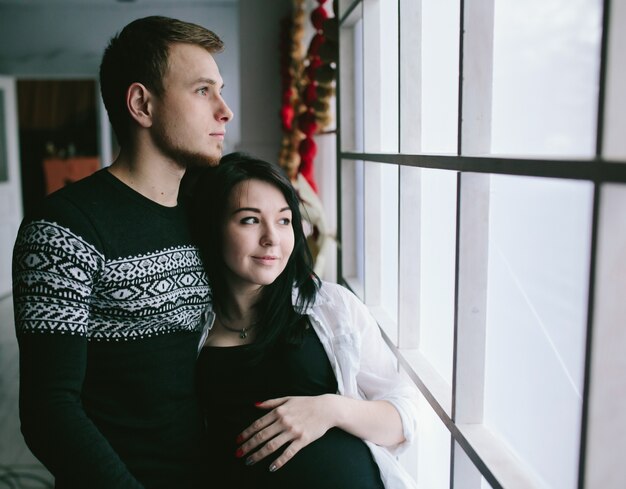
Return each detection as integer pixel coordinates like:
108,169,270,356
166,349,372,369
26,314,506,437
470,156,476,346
261,225,279,246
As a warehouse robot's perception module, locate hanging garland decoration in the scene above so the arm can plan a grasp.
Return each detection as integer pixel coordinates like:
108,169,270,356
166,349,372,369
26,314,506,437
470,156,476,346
278,0,338,277
278,0,306,180
278,0,338,193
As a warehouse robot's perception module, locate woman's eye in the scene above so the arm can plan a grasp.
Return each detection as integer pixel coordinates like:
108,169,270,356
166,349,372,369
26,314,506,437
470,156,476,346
240,217,258,224
279,218,291,225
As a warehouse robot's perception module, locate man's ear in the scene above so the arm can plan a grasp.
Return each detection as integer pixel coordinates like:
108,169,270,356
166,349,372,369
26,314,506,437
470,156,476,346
126,82,153,128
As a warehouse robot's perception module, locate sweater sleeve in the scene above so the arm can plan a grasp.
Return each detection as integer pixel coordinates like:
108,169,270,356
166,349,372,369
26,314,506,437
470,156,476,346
13,219,144,489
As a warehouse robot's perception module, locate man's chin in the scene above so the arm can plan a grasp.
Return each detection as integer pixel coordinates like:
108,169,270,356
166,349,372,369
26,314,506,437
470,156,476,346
181,151,222,168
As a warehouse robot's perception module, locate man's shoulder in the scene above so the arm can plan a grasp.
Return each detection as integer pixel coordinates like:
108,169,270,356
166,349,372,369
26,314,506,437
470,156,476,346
49,168,110,204
25,169,107,220
17,170,112,255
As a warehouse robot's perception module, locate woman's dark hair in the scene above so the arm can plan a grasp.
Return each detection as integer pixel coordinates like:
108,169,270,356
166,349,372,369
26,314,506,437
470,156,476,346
189,152,320,353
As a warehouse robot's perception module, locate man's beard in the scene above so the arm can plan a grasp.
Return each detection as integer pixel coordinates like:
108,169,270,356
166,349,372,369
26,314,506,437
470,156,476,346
152,129,222,168
174,147,221,168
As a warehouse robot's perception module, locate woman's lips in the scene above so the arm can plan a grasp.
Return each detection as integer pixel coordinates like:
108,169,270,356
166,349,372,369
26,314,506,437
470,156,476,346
252,256,279,263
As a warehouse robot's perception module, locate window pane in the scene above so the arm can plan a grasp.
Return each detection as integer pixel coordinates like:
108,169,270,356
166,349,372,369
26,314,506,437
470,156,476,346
379,162,398,323
414,397,451,488
421,0,460,154
363,161,398,339
363,0,399,152
420,169,457,385
484,175,593,488
340,13,364,153
491,0,603,157
399,0,421,154
399,165,421,348
340,159,365,296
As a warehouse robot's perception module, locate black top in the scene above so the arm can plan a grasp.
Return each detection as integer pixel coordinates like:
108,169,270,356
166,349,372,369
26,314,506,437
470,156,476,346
12,169,210,488
197,325,385,489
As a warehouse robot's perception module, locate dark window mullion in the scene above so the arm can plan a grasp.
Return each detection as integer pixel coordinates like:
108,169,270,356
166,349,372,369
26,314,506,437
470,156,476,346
340,151,626,182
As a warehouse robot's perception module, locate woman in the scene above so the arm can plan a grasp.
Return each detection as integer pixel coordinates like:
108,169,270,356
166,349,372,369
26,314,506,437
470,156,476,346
190,153,418,489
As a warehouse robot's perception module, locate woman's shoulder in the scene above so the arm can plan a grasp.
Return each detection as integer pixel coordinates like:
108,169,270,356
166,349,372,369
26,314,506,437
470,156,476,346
317,280,350,300
314,281,364,313
295,280,366,319
311,281,378,339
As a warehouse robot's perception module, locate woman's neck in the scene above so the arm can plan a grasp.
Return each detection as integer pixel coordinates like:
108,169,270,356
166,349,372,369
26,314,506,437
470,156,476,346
204,288,261,347
219,287,260,324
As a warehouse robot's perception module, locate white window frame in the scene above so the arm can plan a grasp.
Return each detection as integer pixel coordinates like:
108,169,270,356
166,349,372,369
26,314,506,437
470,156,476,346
336,0,626,487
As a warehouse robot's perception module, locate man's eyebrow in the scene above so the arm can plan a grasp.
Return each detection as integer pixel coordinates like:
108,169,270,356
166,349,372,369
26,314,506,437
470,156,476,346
195,77,225,89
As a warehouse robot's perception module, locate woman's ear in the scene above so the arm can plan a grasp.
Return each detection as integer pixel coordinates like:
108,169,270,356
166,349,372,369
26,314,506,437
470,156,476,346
126,82,153,128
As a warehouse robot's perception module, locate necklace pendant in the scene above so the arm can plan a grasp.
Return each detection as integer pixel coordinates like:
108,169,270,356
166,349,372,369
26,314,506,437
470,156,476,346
240,329,247,339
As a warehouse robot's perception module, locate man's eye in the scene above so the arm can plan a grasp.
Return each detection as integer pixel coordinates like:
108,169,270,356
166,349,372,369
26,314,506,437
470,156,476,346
197,87,208,96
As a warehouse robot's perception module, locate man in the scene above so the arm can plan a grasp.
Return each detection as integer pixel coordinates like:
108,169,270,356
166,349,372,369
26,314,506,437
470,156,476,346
12,16,233,488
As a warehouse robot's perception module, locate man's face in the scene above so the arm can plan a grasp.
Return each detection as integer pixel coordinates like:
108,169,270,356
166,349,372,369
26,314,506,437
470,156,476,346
150,43,233,168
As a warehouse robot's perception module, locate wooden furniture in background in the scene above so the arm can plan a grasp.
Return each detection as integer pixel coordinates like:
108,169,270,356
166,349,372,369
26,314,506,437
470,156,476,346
43,156,100,195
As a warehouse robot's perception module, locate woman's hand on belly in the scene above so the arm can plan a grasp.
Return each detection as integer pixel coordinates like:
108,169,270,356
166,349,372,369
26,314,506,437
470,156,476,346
234,394,340,472
235,394,406,472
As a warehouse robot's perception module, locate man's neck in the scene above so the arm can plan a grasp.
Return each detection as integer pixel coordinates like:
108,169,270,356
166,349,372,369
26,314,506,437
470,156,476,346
108,150,185,207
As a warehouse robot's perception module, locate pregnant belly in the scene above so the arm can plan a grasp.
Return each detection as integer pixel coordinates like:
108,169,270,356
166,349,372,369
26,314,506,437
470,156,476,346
218,427,385,489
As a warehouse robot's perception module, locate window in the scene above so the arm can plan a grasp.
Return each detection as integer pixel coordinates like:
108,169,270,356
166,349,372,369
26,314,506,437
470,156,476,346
337,0,626,487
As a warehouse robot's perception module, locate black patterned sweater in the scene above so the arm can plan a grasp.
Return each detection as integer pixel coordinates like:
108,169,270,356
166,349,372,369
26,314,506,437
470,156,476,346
12,169,211,489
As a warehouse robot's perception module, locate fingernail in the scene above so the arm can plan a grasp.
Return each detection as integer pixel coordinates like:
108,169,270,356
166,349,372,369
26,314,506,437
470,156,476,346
254,401,263,407
269,464,277,472
235,448,244,458
235,434,244,444
245,457,255,466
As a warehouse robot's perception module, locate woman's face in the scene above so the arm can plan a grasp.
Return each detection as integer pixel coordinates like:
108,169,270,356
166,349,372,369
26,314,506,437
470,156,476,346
221,178,295,295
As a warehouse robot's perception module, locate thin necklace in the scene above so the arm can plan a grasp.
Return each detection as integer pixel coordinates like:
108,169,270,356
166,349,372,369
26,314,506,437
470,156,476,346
216,315,257,339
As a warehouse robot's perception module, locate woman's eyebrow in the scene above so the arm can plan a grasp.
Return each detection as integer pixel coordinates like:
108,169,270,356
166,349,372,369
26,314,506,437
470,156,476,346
231,206,292,215
231,207,260,215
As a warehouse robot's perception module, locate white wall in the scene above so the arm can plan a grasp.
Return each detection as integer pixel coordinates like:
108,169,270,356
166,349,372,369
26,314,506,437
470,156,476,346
236,0,291,162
